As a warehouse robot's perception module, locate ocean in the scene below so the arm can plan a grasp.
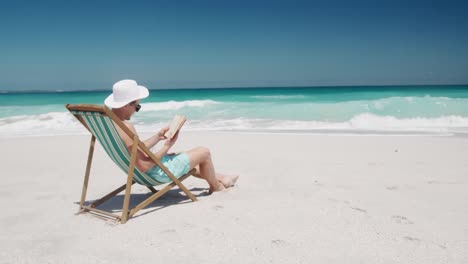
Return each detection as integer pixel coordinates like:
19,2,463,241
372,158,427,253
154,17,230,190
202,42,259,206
1,85,468,137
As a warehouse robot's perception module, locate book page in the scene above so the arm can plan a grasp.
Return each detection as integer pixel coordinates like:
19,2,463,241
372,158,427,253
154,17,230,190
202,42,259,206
164,115,186,139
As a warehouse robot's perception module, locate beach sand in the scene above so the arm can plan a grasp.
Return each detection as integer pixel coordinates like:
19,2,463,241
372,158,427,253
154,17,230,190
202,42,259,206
1,132,467,263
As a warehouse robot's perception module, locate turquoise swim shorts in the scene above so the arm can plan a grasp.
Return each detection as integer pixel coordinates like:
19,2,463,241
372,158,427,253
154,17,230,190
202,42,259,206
146,153,191,184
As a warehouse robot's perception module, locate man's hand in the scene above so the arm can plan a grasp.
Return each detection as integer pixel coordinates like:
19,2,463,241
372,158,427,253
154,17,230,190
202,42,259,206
164,130,179,148
158,126,169,140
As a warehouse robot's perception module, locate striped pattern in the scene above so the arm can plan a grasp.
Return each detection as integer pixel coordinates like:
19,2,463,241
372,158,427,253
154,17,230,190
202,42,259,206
72,111,164,186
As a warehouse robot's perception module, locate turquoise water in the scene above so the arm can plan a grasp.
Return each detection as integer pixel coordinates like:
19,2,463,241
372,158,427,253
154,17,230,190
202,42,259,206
1,85,468,136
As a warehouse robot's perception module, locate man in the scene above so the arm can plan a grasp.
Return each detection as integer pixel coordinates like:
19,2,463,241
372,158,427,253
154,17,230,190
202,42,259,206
104,79,238,193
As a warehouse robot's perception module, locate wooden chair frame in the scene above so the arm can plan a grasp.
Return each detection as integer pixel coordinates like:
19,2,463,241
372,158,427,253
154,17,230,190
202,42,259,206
66,104,197,224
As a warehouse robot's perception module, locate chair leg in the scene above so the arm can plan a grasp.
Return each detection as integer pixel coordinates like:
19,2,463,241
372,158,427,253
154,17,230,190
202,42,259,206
89,182,135,209
121,137,139,224
167,173,198,202
128,173,193,219
79,136,96,213
147,186,158,193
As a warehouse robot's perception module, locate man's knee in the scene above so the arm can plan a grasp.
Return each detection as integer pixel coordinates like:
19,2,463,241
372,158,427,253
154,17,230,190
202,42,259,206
198,146,211,159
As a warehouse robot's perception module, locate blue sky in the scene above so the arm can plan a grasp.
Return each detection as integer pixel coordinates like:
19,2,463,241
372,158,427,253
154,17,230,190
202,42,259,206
0,0,467,91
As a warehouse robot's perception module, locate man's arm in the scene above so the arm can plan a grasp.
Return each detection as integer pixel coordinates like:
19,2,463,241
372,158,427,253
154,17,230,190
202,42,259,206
130,124,176,160
120,122,175,164
119,121,170,170
142,126,169,149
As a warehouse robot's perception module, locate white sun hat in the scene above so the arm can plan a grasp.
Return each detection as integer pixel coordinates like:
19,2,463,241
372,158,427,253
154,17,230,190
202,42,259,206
104,79,149,108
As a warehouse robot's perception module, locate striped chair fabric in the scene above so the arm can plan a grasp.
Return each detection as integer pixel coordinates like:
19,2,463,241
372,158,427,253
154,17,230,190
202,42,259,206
72,111,163,186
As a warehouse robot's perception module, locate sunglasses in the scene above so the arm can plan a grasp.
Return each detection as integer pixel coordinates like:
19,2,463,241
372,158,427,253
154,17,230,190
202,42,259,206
129,102,141,112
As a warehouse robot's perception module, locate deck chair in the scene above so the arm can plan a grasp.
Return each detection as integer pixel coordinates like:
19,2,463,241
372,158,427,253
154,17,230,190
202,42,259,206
66,104,197,224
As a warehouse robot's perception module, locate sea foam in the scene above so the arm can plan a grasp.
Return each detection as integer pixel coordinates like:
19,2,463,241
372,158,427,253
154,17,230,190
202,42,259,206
347,113,468,131
141,100,219,111
135,114,468,134
2,111,468,137
0,112,86,137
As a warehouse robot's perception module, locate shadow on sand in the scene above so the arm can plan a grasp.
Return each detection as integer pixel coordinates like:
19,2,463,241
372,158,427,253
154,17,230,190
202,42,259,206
74,187,209,220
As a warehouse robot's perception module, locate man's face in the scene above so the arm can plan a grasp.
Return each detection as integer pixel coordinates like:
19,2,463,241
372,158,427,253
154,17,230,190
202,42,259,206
125,100,141,120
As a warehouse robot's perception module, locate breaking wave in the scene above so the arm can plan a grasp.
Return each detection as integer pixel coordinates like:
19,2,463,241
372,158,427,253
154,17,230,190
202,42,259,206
2,111,468,137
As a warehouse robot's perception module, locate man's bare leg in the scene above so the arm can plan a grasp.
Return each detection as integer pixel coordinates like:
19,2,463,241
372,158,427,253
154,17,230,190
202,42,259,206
186,148,225,193
191,167,239,188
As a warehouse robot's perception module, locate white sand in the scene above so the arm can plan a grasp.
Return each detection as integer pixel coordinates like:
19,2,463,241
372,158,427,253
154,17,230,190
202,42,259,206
1,132,467,263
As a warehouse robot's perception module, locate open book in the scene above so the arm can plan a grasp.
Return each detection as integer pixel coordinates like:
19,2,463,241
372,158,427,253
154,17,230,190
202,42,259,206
164,114,186,139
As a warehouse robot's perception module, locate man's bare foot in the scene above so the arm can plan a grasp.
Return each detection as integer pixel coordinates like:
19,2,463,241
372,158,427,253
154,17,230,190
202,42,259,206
208,182,227,194
218,174,239,188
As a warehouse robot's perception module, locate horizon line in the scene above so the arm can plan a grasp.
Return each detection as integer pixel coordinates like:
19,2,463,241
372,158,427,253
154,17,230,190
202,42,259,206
1,83,468,94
